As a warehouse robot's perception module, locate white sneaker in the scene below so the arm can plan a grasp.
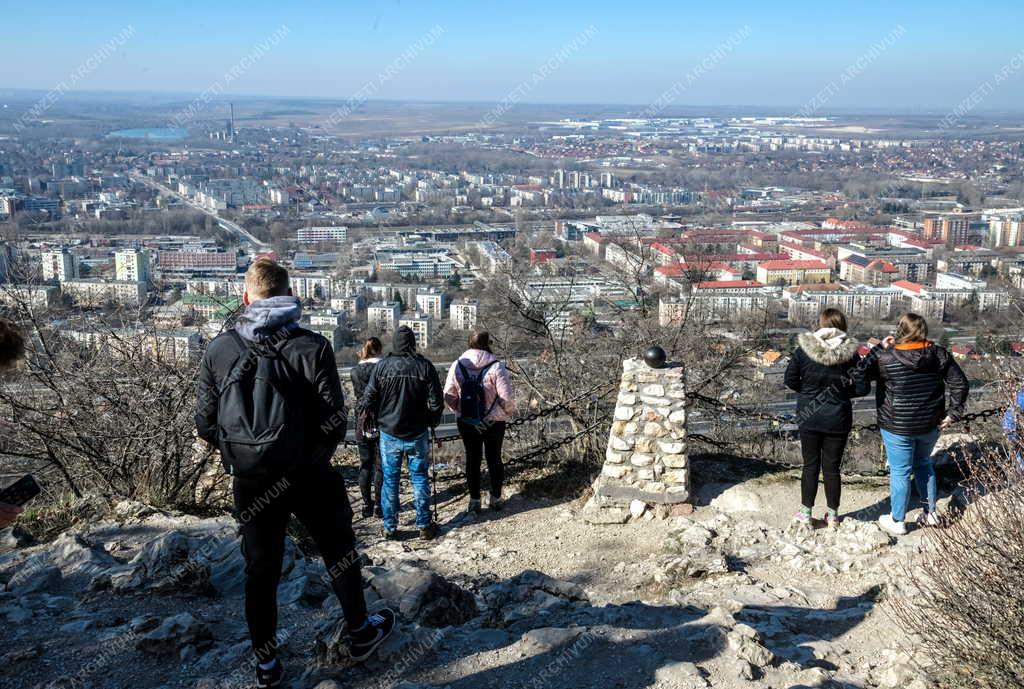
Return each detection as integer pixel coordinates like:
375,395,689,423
878,513,907,536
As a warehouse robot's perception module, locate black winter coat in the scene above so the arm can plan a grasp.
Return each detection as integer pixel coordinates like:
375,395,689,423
784,332,869,434
195,327,346,471
863,342,969,436
350,358,379,402
361,352,444,439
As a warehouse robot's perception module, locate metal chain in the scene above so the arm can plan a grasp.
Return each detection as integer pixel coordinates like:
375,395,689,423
506,381,616,428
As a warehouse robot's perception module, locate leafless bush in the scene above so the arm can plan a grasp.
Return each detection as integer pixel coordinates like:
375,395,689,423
0,296,217,510
893,436,1024,688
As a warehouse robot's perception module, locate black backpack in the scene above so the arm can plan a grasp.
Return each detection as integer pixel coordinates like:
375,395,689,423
216,330,315,477
457,360,497,426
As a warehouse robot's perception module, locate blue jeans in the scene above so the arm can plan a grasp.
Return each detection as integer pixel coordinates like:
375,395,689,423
881,428,940,522
379,430,433,532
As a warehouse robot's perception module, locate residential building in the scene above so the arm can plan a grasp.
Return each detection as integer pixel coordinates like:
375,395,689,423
114,249,151,283
786,285,898,324
415,289,448,320
296,226,348,245
449,298,479,331
41,248,79,282
0,284,58,310
158,249,238,273
756,260,831,286
289,273,333,301
61,279,146,307
367,302,401,333
399,313,433,349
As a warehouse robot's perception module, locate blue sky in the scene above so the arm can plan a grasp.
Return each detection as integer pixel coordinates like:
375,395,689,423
4,0,1024,111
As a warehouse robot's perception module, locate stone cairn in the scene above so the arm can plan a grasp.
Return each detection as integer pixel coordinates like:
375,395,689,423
583,349,690,523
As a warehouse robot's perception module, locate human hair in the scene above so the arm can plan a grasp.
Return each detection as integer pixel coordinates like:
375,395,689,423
244,259,290,300
468,331,492,353
359,336,382,360
895,312,929,344
0,318,25,370
818,307,848,332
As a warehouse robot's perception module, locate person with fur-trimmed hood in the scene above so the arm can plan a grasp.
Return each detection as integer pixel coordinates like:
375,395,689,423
784,308,870,528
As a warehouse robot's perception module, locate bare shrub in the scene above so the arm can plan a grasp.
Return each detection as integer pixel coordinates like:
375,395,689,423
893,436,1024,687
0,297,217,510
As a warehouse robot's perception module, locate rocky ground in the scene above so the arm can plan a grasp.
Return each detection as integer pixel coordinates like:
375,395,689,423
0,457,943,689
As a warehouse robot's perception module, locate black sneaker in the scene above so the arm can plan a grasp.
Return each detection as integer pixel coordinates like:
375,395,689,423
419,523,439,540
382,528,399,541
349,608,397,662
489,495,504,511
361,505,375,519
255,660,284,688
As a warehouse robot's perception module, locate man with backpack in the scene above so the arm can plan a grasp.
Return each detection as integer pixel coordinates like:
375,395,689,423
444,332,516,514
360,325,444,540
195,259,394,687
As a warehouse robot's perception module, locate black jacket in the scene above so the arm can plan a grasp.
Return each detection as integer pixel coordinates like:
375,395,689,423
361,329,443,440
785,332,869,434
350,358,380,401
195,327,346,471
863,341,969,436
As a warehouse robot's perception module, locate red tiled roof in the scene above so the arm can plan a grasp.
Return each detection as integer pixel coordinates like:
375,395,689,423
891,279,923,293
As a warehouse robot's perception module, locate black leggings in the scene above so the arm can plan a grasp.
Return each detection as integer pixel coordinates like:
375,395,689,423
357,438,382,513
799,430,849,511
233,465,367,663
458,420,506,500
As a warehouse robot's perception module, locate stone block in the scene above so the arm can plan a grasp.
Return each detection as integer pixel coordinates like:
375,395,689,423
635,438,655,453
610,435,633,451
659,441,685,455
614,406,636,421
604,450,628,464
624,421,641,435
602,465,628,479
635,468,655,480
641,384,665,397
617,393,638,406
662,454,687,468
663,470,689,484
610,420,627,436
669,409,686,424
630,453,654,467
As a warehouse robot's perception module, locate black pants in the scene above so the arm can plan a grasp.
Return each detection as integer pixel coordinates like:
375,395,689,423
357,438,383,514
458,420,506,500
233,465,367,663
799,430,849,511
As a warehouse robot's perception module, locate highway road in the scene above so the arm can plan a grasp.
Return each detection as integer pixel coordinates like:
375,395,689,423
129,172,270,252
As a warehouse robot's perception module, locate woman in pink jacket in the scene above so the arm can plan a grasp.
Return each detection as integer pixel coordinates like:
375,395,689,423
444,332,516,513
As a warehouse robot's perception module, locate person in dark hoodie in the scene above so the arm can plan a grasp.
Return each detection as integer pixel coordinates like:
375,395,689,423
195,260,395,686
350,337,383,518
785,308,868,528
361,325,444,540
863,312,969,536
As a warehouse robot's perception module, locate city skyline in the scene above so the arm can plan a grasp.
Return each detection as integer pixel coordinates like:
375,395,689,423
4,0,1024,111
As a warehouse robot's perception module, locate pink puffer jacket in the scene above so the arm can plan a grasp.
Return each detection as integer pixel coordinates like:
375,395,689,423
443,348,516,422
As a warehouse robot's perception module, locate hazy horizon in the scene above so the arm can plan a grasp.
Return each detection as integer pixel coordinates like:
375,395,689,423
4,1,1024,113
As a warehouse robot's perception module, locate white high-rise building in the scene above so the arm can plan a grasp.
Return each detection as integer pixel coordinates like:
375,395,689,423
415,289,448,320
367,302,401,333
296,226,348,245
449,298,479,331
114,249,151,283
399,313,433,349
41,249,79,282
